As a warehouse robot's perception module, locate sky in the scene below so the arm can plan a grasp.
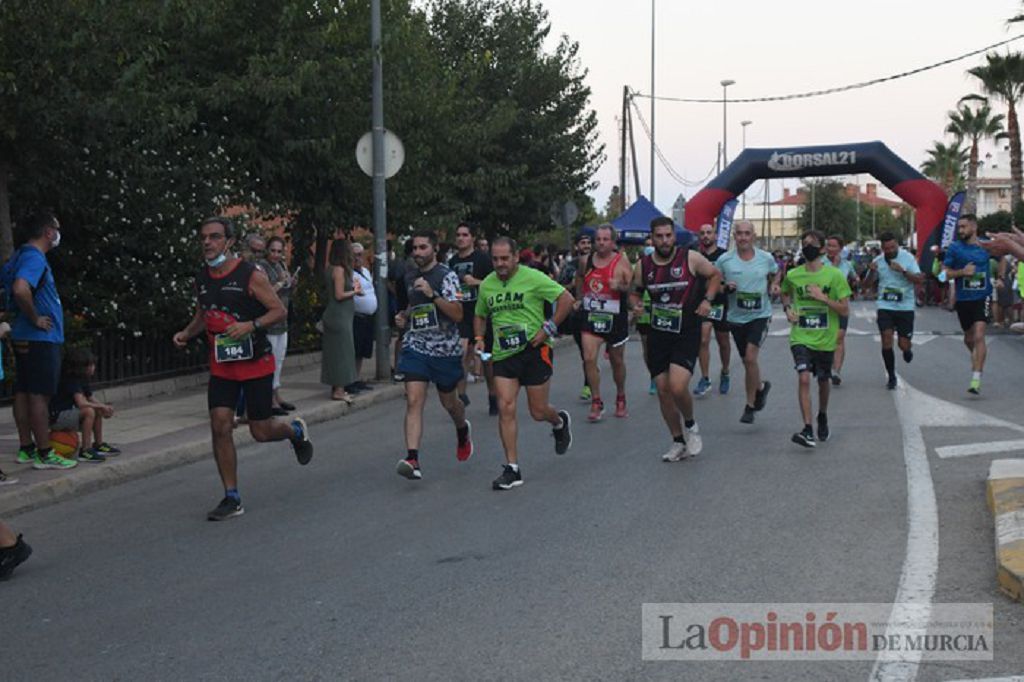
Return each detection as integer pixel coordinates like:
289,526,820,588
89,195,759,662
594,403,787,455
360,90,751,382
539,0,1023,212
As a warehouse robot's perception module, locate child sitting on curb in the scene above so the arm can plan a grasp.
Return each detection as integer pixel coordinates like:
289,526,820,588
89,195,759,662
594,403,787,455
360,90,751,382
48,347,121,463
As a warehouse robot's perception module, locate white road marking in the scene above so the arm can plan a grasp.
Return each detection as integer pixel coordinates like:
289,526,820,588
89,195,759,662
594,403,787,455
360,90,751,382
871,377,1024,681
936,439,1024,459
944,677,1024,682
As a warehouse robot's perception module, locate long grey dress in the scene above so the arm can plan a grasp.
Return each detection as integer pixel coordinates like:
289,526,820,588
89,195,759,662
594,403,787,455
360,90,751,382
321,266,357,388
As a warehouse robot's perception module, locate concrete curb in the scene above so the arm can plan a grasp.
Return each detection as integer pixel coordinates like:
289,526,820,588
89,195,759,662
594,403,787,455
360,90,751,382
0,383,405,518
987,459,1024,603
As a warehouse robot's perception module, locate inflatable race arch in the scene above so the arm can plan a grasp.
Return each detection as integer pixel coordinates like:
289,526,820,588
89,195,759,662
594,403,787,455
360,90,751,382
684,141,947,257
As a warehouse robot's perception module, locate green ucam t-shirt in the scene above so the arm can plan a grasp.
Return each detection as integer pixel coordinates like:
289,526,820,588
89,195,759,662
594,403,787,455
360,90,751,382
781,262,852,351
475,265,566,362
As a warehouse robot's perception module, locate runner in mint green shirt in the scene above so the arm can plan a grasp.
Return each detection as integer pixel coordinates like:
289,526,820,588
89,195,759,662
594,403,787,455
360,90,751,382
474,237,574,491
714,220,780,425
781,230,851,449
870,232,925,390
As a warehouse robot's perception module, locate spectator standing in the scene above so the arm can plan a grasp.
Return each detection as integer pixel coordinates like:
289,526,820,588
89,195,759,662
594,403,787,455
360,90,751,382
351,242,377,390
257,236,296,414
5,211,76,470
321,238,359,402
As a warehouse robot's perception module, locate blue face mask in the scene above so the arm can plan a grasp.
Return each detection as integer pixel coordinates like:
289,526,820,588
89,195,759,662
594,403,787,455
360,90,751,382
643,246,655,256
206,253,227,268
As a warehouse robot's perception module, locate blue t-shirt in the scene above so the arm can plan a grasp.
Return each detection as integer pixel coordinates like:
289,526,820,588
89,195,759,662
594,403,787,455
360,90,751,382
9,246,63,343
944,240,991,301
715,248,779,324
873,249,921,312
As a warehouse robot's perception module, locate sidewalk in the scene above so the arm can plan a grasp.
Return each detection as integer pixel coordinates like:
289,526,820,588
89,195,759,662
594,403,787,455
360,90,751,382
0,356,405,517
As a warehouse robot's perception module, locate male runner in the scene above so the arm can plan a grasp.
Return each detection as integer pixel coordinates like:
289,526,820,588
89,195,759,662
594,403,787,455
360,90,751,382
558,232,593,401
824,235,860,386
943,214,992,394
475,237,574,490
715,220,779,424
870,232,924,389
448,223,495,413
394,230,474,480
694,223,732,397
631,217,722,462
781,230,851,448
575,224,633,421
173,217,313,520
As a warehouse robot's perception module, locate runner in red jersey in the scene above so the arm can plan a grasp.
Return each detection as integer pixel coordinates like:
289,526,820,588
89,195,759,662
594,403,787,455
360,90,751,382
173,217,314,521
575,224,633,421
630,217,722,462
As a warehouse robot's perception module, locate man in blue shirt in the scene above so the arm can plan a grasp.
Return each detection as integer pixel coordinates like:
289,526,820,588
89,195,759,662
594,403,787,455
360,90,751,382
6,211,74,469
943,214,992,394
871,232,924,390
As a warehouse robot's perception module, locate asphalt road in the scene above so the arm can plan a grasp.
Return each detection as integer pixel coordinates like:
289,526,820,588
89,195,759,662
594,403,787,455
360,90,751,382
3,302,1023,681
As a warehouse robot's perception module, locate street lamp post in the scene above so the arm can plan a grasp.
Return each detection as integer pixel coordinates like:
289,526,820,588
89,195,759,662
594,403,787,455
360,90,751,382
720,79,735,168
650,0,656,203
740,120,752,218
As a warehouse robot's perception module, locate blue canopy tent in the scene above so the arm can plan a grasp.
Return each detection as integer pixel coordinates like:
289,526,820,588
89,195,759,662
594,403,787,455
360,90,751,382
608,196,695,247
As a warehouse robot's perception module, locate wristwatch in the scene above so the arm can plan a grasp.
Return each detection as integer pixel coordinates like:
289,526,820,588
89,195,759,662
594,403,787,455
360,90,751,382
252,318,262,331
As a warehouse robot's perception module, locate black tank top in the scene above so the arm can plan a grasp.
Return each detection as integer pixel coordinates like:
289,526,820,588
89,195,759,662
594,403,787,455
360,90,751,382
196,260,272,376
640,248,705,325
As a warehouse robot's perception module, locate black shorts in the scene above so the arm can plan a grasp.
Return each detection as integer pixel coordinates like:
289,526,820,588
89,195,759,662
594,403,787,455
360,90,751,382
581,309,629,348
838,315,849,331
353,314,375,359
729,318,770,359
646,328,700,377
791,344,834,382
208,374,274,421
492,344,553,386
955,299,987,332
12,340,61,396
876,309,915,339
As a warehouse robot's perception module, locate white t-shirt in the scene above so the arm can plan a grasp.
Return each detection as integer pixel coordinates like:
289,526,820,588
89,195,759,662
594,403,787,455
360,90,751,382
353,267,378,316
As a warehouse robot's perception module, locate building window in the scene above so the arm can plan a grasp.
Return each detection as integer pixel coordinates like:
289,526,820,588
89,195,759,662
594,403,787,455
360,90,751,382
999,188,1008,198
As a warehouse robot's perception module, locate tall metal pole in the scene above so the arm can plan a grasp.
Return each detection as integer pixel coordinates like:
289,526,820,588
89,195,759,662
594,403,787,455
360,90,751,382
620,88,628,211
371,0,389,380
650,0,655,202
720,79,735,169
741,120,751,218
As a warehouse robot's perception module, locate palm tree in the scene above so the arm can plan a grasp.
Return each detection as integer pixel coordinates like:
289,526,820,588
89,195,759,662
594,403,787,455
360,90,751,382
946,99,1005,212
920,141,967,196
968,53,1024,208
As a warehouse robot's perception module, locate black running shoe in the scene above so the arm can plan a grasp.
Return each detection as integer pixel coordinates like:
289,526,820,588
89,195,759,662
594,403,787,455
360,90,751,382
488,395,499,416
0,534,32,581
740,406,755,424
903,349,913,363
492,465,523,490
207,496,244,521
753,380,771,411
459,393,470,407
886,376,897,390
817,413,830,442
791,428,816,448
553,410,572,455
290,417,314,465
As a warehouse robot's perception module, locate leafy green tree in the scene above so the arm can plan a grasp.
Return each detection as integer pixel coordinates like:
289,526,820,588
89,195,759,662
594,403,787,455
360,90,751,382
796,180,856,242
979,210,1012,233
946,99,1004,213
968,53,1024,206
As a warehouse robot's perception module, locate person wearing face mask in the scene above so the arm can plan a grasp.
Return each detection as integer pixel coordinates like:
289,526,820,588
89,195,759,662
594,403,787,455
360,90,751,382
173,217,314,521
5,210,77,470
780,230,851,448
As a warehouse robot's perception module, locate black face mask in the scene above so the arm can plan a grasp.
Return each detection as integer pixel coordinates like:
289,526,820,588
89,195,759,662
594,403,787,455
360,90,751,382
802,244,821,262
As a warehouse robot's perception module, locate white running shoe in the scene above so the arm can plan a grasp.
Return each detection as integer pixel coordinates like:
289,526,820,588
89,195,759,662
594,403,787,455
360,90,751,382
684,422,703,456
661,441,689,462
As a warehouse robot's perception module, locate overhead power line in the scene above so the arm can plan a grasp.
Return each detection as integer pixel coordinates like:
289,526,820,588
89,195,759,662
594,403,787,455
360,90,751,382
630,98,717,187
631,35,1024,104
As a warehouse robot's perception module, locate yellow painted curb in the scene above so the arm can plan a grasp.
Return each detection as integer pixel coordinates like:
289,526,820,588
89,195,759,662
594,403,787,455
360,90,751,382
987,460,1024,603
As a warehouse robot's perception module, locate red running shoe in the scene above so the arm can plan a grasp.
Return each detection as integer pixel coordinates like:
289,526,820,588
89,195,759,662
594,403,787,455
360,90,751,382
615,394,628,418
588,398,605,422
456,420,474,462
